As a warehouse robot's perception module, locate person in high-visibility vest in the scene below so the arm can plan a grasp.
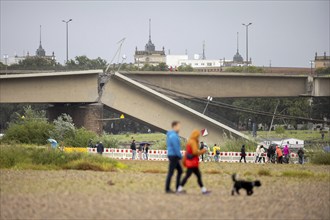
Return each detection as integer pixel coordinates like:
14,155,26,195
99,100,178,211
213,144,221,162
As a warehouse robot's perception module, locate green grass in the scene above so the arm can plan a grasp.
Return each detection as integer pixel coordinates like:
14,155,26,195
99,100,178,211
111,130,329,151
255,130,330,142
111,133,166,150
111,133,257,151
310,152,330,165
112,133,166,143
0,144,124,171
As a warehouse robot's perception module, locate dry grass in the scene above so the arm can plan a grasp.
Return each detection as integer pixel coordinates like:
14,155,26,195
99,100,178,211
205,169,222,174
1,161,329,219
281,170,314,178
258,168,272,176
142,169,167,174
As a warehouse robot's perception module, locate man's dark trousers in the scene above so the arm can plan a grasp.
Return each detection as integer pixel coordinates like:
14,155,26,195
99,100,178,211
165,156,182,192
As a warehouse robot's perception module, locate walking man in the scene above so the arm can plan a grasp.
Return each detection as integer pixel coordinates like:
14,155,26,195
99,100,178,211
165,121,183,193
130,140,136,160
239,144,247,163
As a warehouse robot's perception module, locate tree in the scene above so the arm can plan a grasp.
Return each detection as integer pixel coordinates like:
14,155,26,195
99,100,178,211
311,97,330,121
3,106,53,144
178,65,193,72
225,66,264,73
0,62,6,70
315,67,330,75
50,114,75,141
8,57,58,70
66,56,107,70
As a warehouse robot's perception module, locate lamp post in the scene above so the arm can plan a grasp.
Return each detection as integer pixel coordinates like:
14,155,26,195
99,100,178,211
203,96,213,115
3,54,8,75
310,60,314,76
242,23,252,66
62,19,72,63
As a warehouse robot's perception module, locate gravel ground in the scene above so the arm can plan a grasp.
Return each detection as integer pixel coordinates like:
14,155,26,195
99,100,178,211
1,161,329,219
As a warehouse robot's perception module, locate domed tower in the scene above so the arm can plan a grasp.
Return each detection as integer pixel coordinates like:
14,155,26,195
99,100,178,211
233,32,243,63
134,19,166,67
36,25,46,57
145,19,155,52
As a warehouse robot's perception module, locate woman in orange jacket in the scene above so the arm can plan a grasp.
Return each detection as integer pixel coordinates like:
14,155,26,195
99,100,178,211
276,146,283,164
177,129,211,195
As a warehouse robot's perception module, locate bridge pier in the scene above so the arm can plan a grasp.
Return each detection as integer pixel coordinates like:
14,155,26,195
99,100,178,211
47,103,103,134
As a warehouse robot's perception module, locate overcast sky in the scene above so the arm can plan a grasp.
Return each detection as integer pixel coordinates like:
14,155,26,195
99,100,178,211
1,0,329,67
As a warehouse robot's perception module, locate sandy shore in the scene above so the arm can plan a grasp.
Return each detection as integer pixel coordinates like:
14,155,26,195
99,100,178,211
1,161,329,219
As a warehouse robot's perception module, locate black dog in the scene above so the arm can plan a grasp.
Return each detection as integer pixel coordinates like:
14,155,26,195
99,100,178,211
231,174,261,196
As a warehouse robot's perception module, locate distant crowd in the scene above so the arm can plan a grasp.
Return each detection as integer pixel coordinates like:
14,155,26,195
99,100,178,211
88,135,305,165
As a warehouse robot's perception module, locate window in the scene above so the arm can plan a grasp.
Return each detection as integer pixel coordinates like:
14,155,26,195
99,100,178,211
195,63,198,66
207,62,212,66
201,63,205,66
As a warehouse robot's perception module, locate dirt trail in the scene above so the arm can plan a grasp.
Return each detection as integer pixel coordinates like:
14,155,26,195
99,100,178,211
1,162,329,219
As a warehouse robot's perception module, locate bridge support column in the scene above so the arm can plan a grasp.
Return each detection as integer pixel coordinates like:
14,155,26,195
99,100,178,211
47,103,103,135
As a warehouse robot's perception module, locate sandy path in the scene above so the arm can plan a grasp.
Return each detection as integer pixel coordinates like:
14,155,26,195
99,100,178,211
1,162,329,219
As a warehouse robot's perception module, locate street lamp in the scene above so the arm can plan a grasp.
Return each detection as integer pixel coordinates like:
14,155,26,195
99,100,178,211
62,19,72,63
203,96,213,115
310,60,314,75
3,54,8,74
242,22,252,66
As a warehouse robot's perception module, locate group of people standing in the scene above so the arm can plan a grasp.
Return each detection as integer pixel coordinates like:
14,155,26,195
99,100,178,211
165,121,211,195
254,144,305,164
88,140,104,155
130,140,150,160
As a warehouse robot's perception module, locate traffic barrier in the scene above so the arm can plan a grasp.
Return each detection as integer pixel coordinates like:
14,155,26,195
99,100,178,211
86,148,298,163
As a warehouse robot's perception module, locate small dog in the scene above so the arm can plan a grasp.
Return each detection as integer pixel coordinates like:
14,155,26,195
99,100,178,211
231,173,261,196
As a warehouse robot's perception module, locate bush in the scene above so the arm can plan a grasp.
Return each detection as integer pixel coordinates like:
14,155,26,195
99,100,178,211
50,114,75,141
0,145,122,171
31,148,82,166
0,145,27,168
311,152,330,165
100,135,119,148
3,120,53,145
63,154,119,171
64,128,97,147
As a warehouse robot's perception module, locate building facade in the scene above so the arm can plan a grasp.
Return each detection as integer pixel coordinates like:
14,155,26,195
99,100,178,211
315,52,330,69
134,19,166,67
166,55,188,68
